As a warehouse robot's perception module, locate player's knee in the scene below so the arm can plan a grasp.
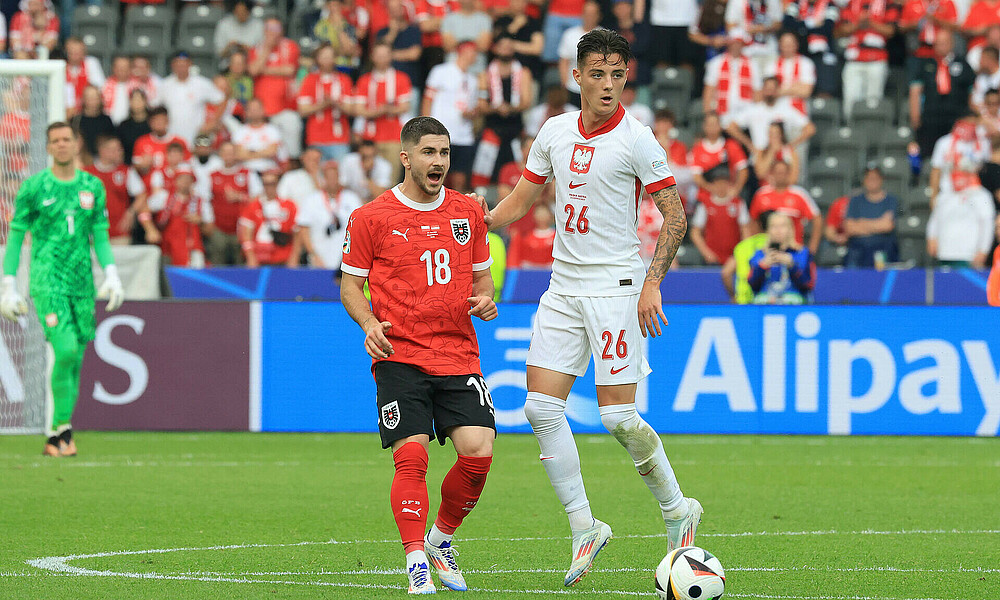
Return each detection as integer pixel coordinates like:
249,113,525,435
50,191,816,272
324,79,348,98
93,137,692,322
523,392,566,432
600,403,641,436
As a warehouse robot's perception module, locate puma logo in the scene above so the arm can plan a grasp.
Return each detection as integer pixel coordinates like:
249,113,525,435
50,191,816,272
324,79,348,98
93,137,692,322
401,507,422,517
392,228,409,241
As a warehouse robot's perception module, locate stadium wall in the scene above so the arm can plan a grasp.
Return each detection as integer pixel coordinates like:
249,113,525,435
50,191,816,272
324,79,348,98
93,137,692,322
70,302,999,437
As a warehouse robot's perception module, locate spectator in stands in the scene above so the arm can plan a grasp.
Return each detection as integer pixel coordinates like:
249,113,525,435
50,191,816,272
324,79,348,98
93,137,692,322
118,89,151,166
9,0,58,58
688,0,728,63
191,134,223,187
471,34,533,188
85,135,147,245
703,29,762,124
238,169,301,268
749,211,815,303
928,160,997,266
161,52,225,146
653,109,693,206
70,85,115,162
523,84,575,137
442,0,493,56
102,56,132,126
689,166,753,264
0,86,31,179
900,0,958,89
725,0,782,73
963,0,1000,55
497,134,533,201
750,160,822,254
64,37,105,118
297,44,355,162
971,47,1000,115
493,0,544,82
726,77,816,156
843,165,899,267
205,141,262,265
423,41,480,192
339,139,393,203
721,211,770,302
620,87,653,128
278,147,324,207
542,0,583,66
768,32,815,116
910,32,976,158
978,89,1000,138
155,164,211,268
611,0,650,87
310,0,361,75
929,117,990,208
296,160,362,270
837,0,899,121
823,194,850,249
416,0,457,87
215,0,263,59
376,0,423,87
557,0,600,107
782,0,840,98
978,134,1000,205
989,217,1000,304
249,18,303,160
233,97,285,174
354,41,413,183
751,122,802,185
690,112,750,212
200,75,241,147
133,107,191,182
967,24,1000,72
0,13,8,57
647,0,700,69
507,202,556,268
146,142,187,214
128,56,161,107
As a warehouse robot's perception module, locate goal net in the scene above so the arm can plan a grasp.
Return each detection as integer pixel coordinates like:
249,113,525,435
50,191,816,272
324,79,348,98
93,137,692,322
0,60,65,434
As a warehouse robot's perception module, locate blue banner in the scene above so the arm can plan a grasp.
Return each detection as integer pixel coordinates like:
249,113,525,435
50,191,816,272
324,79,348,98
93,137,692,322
259,303,1000,436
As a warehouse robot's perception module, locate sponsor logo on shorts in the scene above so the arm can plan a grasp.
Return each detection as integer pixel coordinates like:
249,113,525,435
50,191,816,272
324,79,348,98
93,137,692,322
79,191,94,210
381,400,400,429
451,219,471,245
45,313,58,328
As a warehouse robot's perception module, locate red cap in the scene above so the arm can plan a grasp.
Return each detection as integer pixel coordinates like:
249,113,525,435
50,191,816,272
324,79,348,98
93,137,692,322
457,40,478,53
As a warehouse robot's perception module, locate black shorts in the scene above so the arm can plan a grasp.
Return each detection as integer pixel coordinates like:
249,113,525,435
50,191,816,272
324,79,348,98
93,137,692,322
375,361,497,449
649,26,699,67
450,144,476,177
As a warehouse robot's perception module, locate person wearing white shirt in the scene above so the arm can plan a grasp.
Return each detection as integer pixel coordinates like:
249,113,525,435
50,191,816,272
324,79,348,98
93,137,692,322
644,0,700,67
296,160,362,269
928,167,997,267
191,134,224,196
972,46,1000,115
621,87,654,128
339,140,393,204
930,119,992,207
102,56,132,125
161,52,226,145
726,77,815,152
277,147,324,207
232,98,286,173
724,0,783,72
422,42,480,191
64,37,105,116
557,1,602,106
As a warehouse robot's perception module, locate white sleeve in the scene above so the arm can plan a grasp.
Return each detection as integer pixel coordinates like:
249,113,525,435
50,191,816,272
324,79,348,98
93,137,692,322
126,167,146,196
763,58,778,78
85,56,106,88
295,193,319,226
247,171,264,197
750,60,763,90
704,56,721,86
926,205,940,240
374,158,393,188
558,29,577,61
276,172,294,199
978,192,997,252
800,57,817,86
203,77,226,104
725,0,746,25
737,201,751,225
930,137,949,169
425,65,442,92
691,203,707,228
523,119,554,181
200,195,215,224
629,128,675,193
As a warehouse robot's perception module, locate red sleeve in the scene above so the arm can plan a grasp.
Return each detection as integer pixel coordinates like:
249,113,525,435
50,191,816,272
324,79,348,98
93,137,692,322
297,73,316,103
799,190,820,220
938,0,957,23
286,41,300,67
749,192,764,218
964,2,986,28
987,247,1000,306
826,198,847,228
729,141,748,169
341,209,376,277
471,208,492,271
507,232,522,267
397,71,413,100
899,0,921,26
522,168,546,184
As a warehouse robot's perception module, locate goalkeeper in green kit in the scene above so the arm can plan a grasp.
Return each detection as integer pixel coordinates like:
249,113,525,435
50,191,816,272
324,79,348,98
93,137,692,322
1,123,124,457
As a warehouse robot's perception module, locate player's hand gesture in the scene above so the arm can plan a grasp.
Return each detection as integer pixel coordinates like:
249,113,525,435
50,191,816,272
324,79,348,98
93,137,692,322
466,192,494,227
0,276,28,321
638,281,668,338
98,265,125,312
467,296,498,321
364,317,394,359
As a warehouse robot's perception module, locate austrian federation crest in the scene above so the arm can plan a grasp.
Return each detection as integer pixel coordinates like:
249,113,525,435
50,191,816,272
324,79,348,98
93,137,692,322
381,401,400,429
451,218,471,245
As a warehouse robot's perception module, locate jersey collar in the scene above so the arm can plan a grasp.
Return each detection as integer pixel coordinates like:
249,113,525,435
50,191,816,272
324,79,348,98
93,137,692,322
577,103,625,140
392,184,445,211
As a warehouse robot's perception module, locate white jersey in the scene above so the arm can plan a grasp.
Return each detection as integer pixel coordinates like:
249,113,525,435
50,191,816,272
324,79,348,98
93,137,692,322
524,104,675,297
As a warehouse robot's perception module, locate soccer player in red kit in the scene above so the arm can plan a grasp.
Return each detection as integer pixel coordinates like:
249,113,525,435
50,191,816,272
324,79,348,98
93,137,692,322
341,116,497,594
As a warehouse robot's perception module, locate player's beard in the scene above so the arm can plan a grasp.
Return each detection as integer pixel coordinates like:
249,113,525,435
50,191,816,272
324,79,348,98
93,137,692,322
415,167,446,197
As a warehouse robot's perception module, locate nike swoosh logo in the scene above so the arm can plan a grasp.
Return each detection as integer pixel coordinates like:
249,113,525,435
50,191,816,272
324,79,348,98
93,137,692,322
42,198,56,206
610,365,628,375
568,182,586,189
639,466,655,477
540,456,555,461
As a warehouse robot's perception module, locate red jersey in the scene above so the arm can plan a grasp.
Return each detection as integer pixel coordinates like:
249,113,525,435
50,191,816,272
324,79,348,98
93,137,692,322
354,68,412,143
157,193,206,266
249,38,300,115
85,163,145,238
297,71,354,145
840,0,900,62
341,186,493,376
508,228,555,268
548,0,584,16
415,0,459,47
238,197,299,265
825,195,850,235
209,167,260,234
133,133,191,171
9,10,59,54
691,196,750,261
749,185,821,244
0,111,30,176
963,0,1000,49
689,137,748,202
987,246,1000,305
901,0,958,58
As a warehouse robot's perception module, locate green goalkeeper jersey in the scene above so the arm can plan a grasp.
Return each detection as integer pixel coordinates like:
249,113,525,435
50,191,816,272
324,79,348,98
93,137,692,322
9,168,108,297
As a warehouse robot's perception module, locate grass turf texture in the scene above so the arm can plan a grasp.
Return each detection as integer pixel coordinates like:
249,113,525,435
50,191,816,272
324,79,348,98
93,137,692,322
0,433,998,599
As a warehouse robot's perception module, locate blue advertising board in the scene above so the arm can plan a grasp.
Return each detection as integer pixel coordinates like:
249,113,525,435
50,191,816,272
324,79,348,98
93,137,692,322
259,302,1000,437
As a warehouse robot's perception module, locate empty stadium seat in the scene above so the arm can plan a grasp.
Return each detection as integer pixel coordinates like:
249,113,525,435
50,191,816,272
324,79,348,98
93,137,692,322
176,31,218,76
816,243,847,267
652,67,694,114
896,211,928,239
898,237,929,266
178,3,224,41
818,126,867,181
809,156,852,199
877,125,914,158
808,182,838,210
675,244,706,267
123,4,175,47
809,97,841,131
120,32,168,74
685,101,704,129
849,97,895,129
78,28,116,72
905,186,933,212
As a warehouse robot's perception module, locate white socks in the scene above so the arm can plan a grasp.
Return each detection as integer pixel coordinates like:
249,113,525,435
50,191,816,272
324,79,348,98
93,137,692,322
599,403,685,519
426,524,452,548
524,391,595,533
406,550,428,571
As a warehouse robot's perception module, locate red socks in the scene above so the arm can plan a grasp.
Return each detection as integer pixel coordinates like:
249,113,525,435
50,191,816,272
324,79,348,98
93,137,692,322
434,454,493,535
391,442,430,554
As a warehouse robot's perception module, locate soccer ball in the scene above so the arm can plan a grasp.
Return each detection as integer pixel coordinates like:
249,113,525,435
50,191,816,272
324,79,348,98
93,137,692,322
654,546,725,600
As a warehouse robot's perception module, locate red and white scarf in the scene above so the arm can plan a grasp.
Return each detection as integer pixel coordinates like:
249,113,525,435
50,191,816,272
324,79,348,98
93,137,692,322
776,56,807,115
936,56,952,95
317,72,346,138
66,61,90,108
364,68,397,138
716,55,753,115
797,0,832,53
487,60,522,109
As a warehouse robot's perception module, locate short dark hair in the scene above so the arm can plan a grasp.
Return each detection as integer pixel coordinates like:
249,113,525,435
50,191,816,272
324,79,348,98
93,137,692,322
95,133,119,149
400,116,450,148
359,138,377,150
46,121,75,141
654,108,676,123
167,141,186,153
576,28,633,69
148,106,169,119
985,46,1000,63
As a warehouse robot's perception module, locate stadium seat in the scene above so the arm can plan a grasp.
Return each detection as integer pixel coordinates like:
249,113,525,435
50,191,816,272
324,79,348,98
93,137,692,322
808,156,852,200
78,28,116,72
178,3,224,41
652,67,694,114
849,98,894,129
816,243,847,267
675,244,706,267
298,36,320,57
176,31,218,76
72,4,118,34
685,101,704,129
905,186,933,212
251,5,282,21
877,125,914,158
871,155,909,199
672,127,694,149
808,97,841,131
120,33,169,74
885,66,908,122
896,211,928,239
898,237,929,266
817,126,867,181
123,4,175,47
808,182,838,210
288,6,315,40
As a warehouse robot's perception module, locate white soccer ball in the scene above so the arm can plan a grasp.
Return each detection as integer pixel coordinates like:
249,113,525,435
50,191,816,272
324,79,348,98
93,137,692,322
654,546,725,600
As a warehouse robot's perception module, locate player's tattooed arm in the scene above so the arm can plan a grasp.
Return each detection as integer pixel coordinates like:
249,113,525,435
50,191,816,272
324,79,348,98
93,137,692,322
637,185,687,339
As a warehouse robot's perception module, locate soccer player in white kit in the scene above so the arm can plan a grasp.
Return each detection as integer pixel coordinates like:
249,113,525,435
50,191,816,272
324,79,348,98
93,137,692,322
487,28,701,587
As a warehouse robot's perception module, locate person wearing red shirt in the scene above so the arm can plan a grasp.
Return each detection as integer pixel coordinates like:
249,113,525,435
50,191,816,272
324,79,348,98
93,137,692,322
689,112,749,208
900,0,958,77
85,135,147,244
823,195,850,248
415,0,459,83
750,160,823,254
155,165,212,268
248,18,303,159
652,109,691,208
340,117,496,594
508,202,556,268
689,173,752,264
145,143,188,218
9,0,58,58
238,170,300,267
205,142,263,265
836,0,900,120
297,43,356,161
963,0,1000,52
988,216,1000,305
354,41,414,183
132,107,191,185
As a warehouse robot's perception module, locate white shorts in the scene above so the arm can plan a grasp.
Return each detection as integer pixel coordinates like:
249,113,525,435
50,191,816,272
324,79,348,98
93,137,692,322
526,291,652,386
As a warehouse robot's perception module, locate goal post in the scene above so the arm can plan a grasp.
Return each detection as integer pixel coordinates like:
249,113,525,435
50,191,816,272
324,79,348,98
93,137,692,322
0,59,66,434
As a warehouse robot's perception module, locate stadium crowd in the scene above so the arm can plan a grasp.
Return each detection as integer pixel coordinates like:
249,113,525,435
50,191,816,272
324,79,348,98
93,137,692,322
0,0,999,303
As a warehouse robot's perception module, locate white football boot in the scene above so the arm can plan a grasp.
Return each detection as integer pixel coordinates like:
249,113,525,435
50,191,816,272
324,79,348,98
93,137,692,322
564,519,613,586
424,536,468,591
407,560,437,594
665,497,703,552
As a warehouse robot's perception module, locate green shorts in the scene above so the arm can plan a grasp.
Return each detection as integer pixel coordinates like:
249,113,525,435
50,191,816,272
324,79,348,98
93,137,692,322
33,294,96,343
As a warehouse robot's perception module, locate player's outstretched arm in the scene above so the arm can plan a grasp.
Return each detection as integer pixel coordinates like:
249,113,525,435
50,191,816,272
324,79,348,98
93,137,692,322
341,272,394,359
468,268,497,321
93,229,125,311
488,176,545,231
639,185,687,338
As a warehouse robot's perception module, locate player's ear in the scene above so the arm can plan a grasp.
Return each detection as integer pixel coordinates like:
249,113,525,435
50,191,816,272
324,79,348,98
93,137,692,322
400,149,410,170
572,67,581,87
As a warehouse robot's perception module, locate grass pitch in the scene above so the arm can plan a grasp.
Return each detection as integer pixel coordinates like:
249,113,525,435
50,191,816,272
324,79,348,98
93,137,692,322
0,432,998,599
